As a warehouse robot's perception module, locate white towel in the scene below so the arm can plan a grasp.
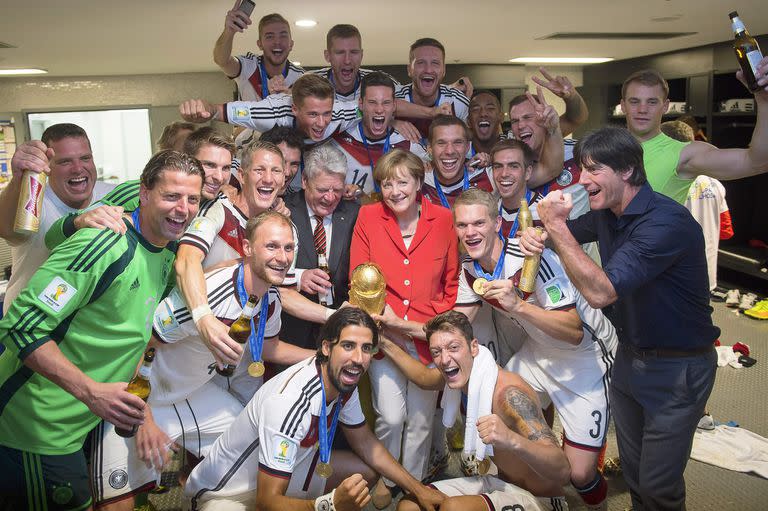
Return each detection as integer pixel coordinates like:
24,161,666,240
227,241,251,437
441,344,498,461
691,425,768,479
715,345,743,368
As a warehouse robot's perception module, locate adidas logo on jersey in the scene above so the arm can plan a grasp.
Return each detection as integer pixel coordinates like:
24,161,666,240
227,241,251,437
130,278,140,291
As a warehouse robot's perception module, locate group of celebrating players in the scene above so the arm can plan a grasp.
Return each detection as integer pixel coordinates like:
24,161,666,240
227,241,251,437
2,2,768,511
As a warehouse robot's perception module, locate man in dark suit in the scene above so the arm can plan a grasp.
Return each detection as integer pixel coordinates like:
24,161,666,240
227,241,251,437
281,144,360,349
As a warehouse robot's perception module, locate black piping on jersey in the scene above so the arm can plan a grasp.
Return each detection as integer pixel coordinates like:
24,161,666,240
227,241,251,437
190,437,261,511
584,322,615,446
280,376,321,438
331,108,359,122
185,398,203,457
66,229,119,271
90,421,105,501
172,402,188,463
197,193,222,217
7,307,47,352
179,233,211,255
104,181,140,208
551,496,567,511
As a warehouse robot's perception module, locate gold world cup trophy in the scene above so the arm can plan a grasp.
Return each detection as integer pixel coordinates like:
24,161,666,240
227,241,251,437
348,262,387,317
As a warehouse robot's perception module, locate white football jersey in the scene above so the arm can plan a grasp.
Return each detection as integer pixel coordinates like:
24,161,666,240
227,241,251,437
234,53,305,101
151,263,282,405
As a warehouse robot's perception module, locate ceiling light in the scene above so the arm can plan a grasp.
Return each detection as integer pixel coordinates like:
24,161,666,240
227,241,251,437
508,57,613,64
0,68,48,75
295,19,317,28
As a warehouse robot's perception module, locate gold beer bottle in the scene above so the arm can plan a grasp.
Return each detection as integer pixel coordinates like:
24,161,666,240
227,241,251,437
115,348,156,438
217,294,258,377
729,11,764,92
518,198,533,233
518,228,544,294
317,254,333,307
13,170,47,234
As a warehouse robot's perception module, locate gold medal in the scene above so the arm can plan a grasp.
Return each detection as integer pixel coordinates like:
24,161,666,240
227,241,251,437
473,278,488,295
248,361,265,378
478,457,491,475
316,461,333,478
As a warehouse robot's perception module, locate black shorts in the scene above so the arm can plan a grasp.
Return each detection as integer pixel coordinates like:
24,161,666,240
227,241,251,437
0,444,92,511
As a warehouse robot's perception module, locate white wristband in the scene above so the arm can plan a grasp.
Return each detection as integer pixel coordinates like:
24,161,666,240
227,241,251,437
324,307,335,321
191,305,213,324
314,489,335,511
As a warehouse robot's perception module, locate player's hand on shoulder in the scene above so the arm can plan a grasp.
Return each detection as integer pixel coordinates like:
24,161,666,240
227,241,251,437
84,381,146,431
197,314,244,367
449,76,474,98
334,473,371,511
10,140,53,178
271,197,291,217
74,205,126,234
268,75,290,95
392,120,421,143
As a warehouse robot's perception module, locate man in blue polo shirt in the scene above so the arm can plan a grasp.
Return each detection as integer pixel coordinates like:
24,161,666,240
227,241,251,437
521,126,718,511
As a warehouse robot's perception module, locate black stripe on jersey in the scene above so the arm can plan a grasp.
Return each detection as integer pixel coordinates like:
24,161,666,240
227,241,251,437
89,421,104,502
0,364,35,416
538,257,555,282
10,312,47,352
104,182,139,207
259,462,291,480
178,235,211,254
460,254,473,264
287,62,304,73
189,437,261,511
504,243,525,259
331,109,359,122
66,229,116,271
198,195,221,217
442,85,470,107
248,106,293,118
584,322,614,445
8,307,46,350
81,232,128,273
185,399,203,457
88,237,136,304
394,85,411,99
280,377,321,437
287,382,322,438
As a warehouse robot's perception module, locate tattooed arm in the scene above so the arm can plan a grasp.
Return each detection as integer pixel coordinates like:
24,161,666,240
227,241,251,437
476,385,570,485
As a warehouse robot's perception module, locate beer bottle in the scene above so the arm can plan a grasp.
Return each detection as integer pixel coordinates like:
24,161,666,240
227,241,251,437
115,348,156,438
217,294,259,377
729,11,764,92
518,198,533,233
317,254,333,307
518,228,544,294
14,170,47,234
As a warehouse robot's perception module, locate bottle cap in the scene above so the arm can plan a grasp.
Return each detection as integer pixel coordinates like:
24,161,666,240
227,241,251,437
729,11,739,19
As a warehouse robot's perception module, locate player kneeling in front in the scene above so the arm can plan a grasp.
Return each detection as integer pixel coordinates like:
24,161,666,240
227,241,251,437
183,307,445,511
382,311,571,511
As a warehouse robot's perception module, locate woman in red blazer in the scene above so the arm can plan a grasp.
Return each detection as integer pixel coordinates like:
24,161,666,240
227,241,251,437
350,149,459,505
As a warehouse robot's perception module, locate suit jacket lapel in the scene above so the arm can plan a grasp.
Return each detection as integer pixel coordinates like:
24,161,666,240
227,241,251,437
329,205,348,275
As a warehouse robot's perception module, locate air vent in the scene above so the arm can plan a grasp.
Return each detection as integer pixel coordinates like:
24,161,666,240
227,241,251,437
0,42,17,49
539,32,696,40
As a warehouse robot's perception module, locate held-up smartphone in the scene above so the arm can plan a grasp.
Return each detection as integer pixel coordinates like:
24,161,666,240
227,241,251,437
238,0,256,17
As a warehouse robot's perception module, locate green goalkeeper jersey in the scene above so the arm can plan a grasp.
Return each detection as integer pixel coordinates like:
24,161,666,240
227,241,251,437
0,218,175,455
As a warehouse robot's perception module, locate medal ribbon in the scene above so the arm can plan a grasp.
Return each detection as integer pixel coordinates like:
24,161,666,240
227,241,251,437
498,189,532,239
358,123,391,193
258,58,289,99
434,166,470,208
317,366,342,468
236,262,269,369
131,208,142,235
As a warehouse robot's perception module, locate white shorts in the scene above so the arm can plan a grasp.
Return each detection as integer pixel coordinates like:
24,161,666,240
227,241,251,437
432,475,568,511
91,381,243,504
505,340,612,449
184,445,330,510
472,304,528,367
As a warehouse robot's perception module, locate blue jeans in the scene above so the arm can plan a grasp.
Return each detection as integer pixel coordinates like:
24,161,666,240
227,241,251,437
610,344,716,511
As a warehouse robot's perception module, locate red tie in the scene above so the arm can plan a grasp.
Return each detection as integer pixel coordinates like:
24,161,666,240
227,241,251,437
313,215,326,255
